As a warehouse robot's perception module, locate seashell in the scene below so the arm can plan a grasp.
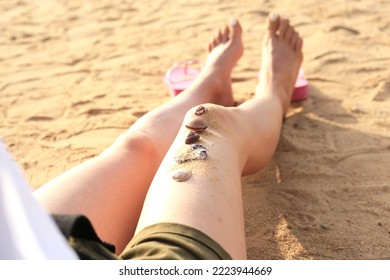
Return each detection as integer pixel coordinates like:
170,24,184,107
174,144,207,163
185,131,200,144
198,150,207,160
185,116,208,132
172,169,192,182
191,144,206,151
192,144,207,159
195,106,208,116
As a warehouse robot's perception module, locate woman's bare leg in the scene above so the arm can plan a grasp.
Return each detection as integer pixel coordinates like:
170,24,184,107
134,14,303,259
33,20,244,253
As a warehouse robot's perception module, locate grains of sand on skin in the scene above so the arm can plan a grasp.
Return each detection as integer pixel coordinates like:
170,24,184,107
170,106,210,183
170,105,224,184
174,144,207,164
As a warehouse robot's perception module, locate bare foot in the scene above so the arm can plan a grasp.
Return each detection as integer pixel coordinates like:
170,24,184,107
197,19,244,107
257,13,303,113
207,18,244,71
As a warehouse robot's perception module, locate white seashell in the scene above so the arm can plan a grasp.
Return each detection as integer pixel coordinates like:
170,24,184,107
172,169,192,182
174,144,207,164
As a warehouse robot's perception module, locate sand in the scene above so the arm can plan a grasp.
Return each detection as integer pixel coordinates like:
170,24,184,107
1,0,390,259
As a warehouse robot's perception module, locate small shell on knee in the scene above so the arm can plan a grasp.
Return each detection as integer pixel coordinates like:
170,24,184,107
171,169,192,182
174,144,207,164
195,105,208,116
185,116,208,132
185,131,200,144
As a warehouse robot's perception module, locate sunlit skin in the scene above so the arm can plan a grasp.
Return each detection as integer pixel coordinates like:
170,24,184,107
34,14,303,259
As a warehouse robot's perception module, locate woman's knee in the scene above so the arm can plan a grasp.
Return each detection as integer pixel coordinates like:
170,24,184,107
183,103,241,132
110,129,160,161
182,104,274,176
182,103,245,159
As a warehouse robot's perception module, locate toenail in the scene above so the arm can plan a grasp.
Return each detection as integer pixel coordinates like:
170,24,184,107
230,18,238,26
270,13,279,22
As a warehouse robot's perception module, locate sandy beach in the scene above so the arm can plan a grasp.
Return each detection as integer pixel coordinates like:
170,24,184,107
1,0,390,259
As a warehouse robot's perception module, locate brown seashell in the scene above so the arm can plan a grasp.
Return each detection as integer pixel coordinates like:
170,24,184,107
195,106,208,116
185,131,200,144
172,169,192,182
185,116,208,132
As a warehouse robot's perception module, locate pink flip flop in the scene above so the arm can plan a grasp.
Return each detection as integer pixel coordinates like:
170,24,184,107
164,61,308,101
258,68,309,102
292,68,309,102
164,60,202,96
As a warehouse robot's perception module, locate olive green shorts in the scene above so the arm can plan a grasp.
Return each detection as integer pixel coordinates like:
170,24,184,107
54,215,231,260
120,223,232,260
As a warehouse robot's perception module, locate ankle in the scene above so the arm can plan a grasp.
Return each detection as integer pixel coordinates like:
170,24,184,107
193,69,234,106
256,82,290,110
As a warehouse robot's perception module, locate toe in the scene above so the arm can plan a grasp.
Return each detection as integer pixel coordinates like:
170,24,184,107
295,37,303,53
278,18,290,39
230,18,242,40
217,29,223,43
209,38,218,51
208,42,213,52
290,31,298,46
222,25,229,43
267,13,280,35
285,26,294,43
212,38,218,48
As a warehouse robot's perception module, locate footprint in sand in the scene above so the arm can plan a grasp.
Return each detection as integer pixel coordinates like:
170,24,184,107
26,116,54,121
328,25,360,35
83,107,130,116
132,110,148,118
294,212,318,230
372,80,390,102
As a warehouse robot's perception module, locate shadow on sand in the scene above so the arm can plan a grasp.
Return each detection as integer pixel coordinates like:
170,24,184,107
243,84,390,260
